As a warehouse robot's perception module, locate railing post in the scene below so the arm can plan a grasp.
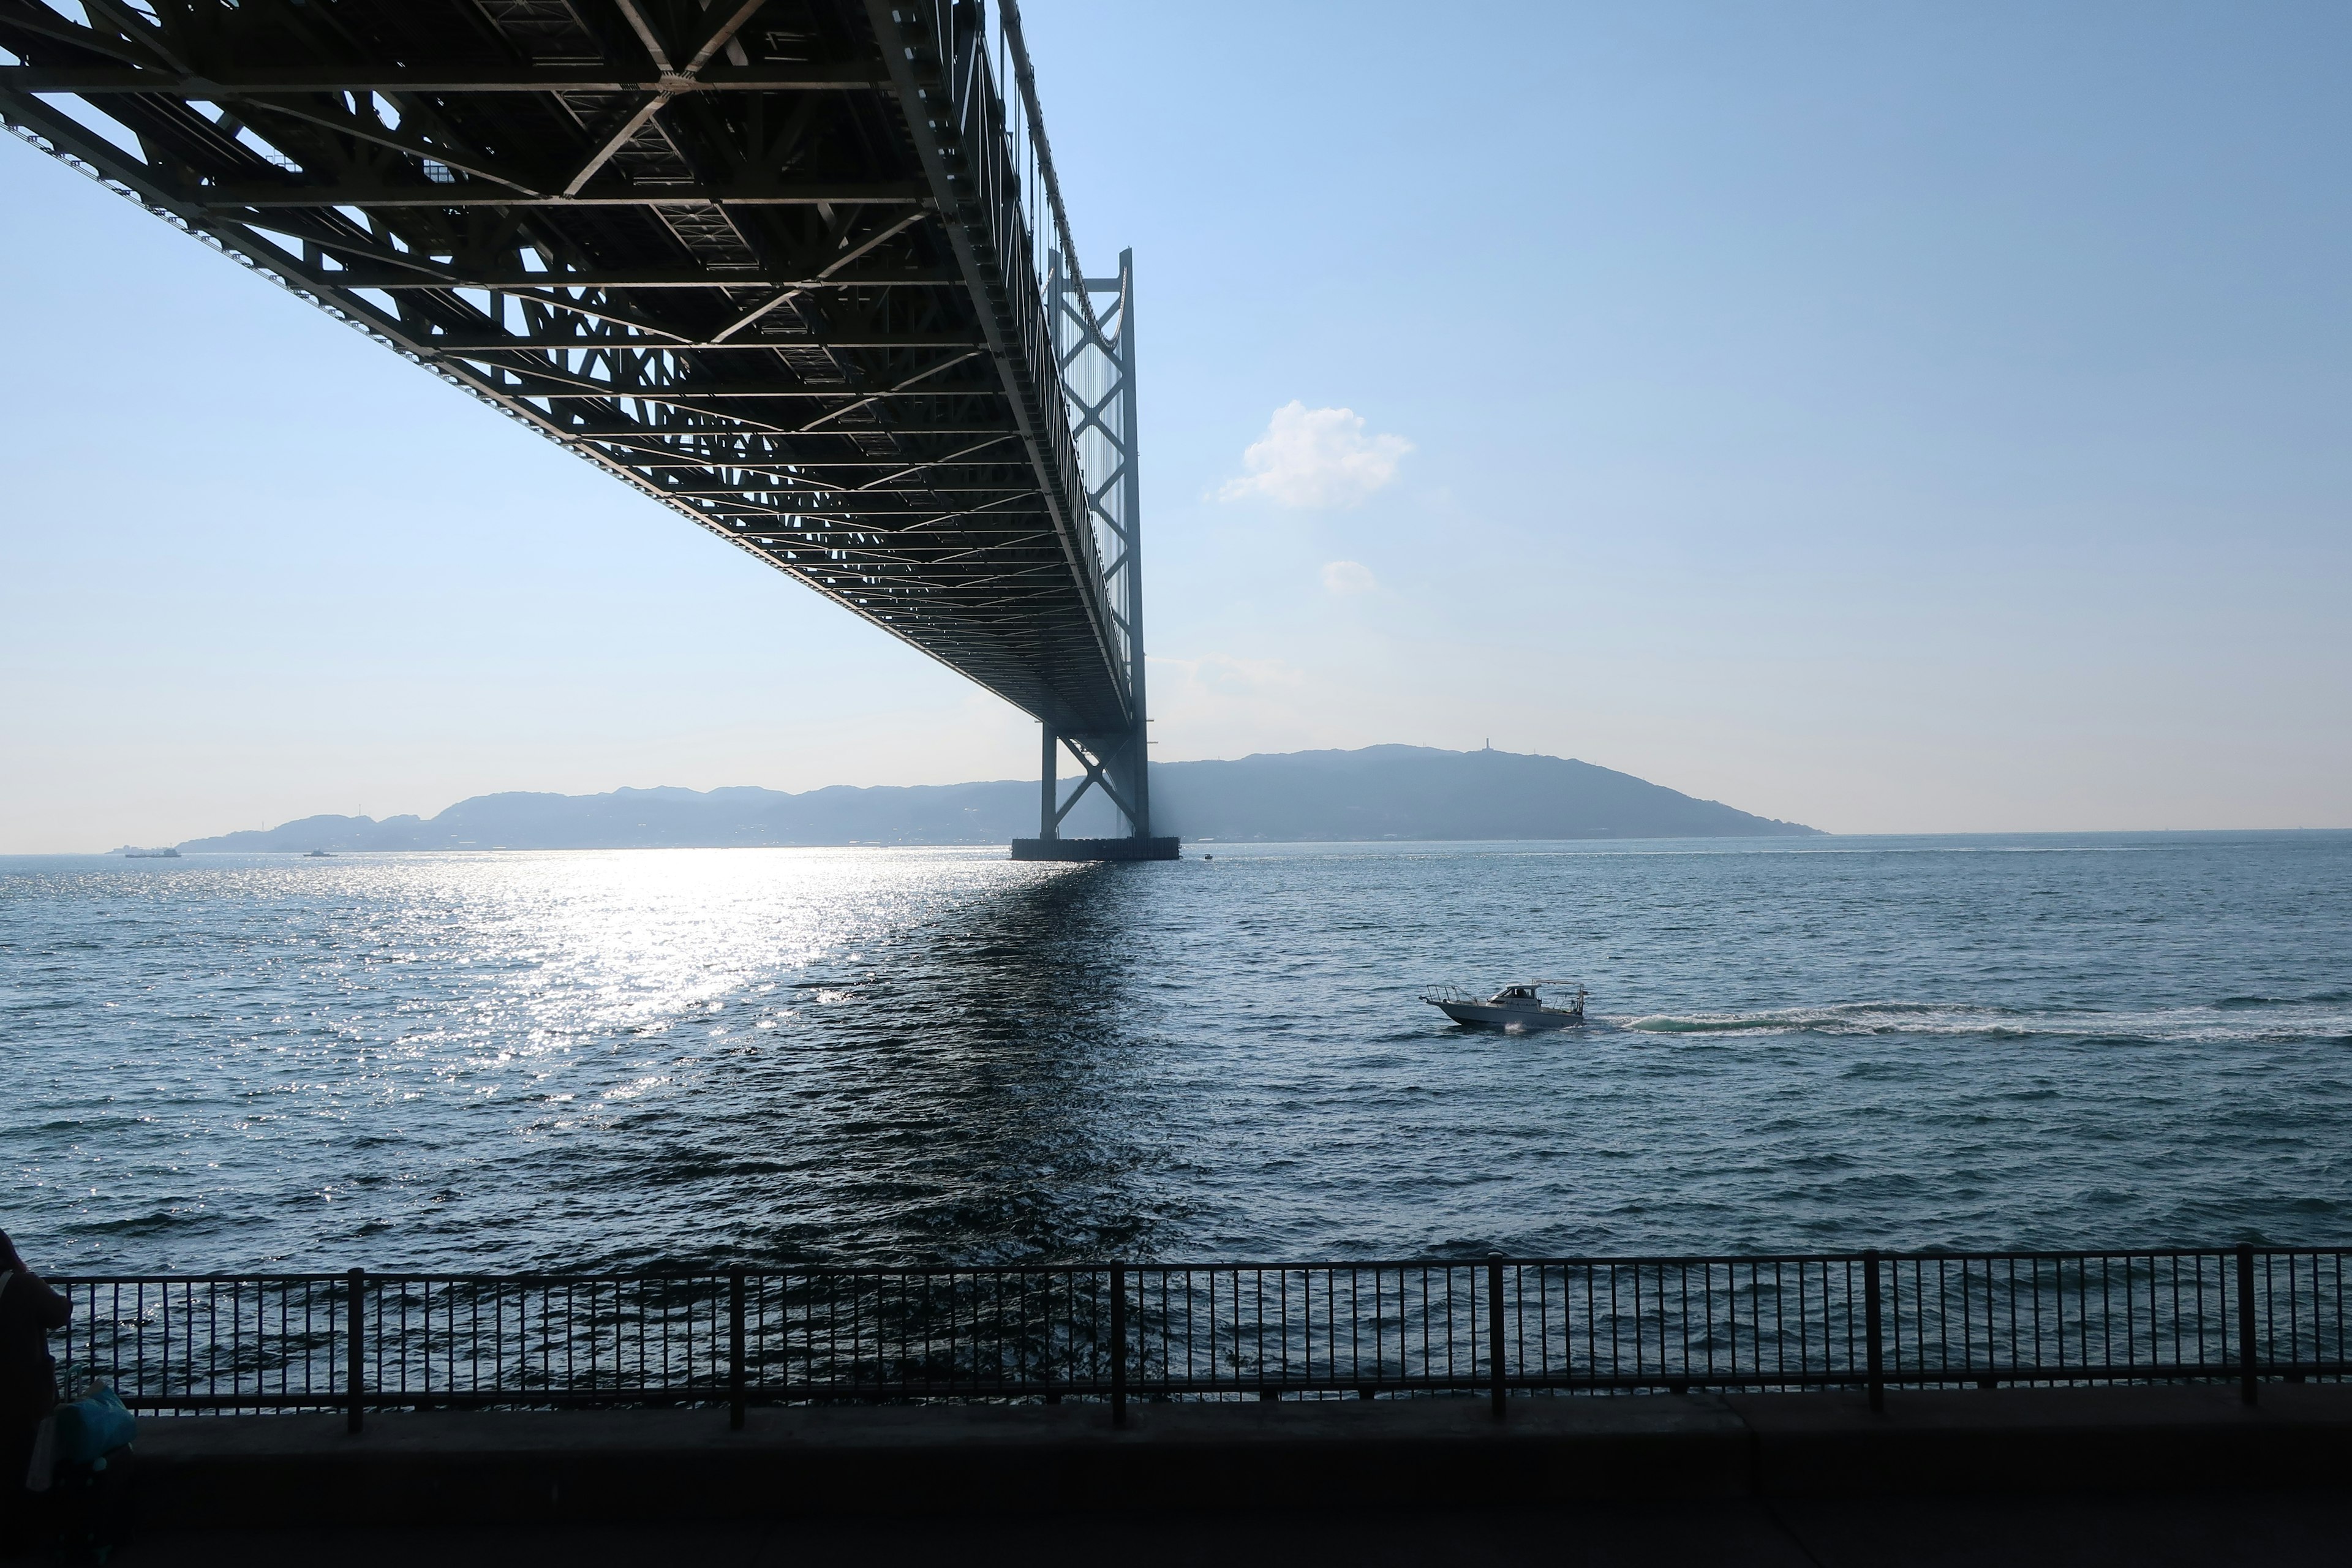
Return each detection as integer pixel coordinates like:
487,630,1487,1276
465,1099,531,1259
1109,1264,1127,1429
1863,1250,1885,1413
2237,1243,2260,1406
1488,1254,1507,1420
729,1268,747,1431
345,1267,365,1436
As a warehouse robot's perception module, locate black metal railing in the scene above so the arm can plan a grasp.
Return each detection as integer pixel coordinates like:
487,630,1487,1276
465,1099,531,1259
51,1246,2349,1425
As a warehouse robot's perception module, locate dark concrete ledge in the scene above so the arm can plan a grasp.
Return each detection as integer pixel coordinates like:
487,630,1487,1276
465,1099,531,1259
1009,837,1181,861
1729,1384,2352,1498
126,1385,2352,1526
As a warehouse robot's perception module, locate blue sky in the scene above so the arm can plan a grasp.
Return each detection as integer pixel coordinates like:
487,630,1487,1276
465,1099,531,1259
3,1,2346,850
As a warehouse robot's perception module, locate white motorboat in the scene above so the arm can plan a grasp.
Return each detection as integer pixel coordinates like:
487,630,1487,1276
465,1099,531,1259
1420,980,1588,1030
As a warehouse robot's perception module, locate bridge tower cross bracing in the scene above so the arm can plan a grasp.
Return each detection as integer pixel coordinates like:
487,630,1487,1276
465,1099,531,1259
1018,245,1170,861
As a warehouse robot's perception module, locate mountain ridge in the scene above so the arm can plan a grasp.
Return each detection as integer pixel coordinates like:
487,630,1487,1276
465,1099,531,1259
169,745,1820,852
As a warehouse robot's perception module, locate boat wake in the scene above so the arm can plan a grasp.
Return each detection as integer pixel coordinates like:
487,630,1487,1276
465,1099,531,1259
1617,997,2352,1044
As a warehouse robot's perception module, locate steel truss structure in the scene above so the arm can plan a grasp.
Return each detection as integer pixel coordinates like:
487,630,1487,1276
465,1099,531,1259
1028,247,1152,845
1,0,1160,827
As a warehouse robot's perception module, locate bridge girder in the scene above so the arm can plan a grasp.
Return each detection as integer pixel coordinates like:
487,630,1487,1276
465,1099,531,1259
0,0,1136,739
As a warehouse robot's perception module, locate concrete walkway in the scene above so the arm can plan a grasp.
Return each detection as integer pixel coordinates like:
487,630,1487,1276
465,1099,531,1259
127,1384,2352,1526
121,1493,2352,1568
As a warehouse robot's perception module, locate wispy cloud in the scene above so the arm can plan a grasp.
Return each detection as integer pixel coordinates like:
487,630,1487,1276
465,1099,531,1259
1145,653,1324,755
1150,652,1308,697
1218,402,1411,508
1321,560,1378,596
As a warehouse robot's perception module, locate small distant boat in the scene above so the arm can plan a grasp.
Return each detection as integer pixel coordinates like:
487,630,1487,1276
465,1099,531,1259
305,849,336,858
1421,980,1588,1031
121,847,182,859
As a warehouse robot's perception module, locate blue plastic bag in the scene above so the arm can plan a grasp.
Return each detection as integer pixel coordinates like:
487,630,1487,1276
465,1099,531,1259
53,1384,136,1466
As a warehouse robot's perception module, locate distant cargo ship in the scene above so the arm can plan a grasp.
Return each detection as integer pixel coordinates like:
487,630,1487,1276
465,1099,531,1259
119,846,183,859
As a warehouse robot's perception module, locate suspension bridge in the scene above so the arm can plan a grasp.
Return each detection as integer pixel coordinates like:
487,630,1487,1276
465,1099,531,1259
0,0,1172,859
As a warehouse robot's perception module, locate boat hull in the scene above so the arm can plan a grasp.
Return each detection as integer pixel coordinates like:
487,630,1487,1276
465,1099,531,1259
1430,1001,1583,1031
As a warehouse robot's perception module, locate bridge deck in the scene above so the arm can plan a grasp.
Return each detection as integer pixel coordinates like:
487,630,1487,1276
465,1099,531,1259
0,0,1131,736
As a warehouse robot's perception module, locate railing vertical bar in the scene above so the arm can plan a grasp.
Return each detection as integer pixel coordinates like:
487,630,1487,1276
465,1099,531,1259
1351,1265,1362,1393
729,1268,747,1430
1109,1263,1127,1427
2238,1243,2259,1404
1864,1250,1884,1411
1488,1254,1506,1418
345,1267,364,1434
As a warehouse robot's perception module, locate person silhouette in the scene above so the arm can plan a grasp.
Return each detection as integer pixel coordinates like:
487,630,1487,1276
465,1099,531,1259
0,1230,71,1541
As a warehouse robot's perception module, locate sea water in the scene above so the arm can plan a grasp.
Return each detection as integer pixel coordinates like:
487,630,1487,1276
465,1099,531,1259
2,834,2347,1273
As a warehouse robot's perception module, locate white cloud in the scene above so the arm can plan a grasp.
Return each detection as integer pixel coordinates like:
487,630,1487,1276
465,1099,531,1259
1217,401,1412,508
1321,560,1378,596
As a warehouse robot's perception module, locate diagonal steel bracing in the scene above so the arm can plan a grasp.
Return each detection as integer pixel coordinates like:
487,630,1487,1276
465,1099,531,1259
1027,246,1152,843
0,0,1140,742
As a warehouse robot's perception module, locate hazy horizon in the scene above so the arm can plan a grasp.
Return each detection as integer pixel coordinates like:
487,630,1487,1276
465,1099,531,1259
33,737,2352,857
29,830,2352,861
80,742,1813,852
5,2,2346,852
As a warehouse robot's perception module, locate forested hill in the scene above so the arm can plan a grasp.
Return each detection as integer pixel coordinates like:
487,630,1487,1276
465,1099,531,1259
1153,745,1816,842
172,745,1817,851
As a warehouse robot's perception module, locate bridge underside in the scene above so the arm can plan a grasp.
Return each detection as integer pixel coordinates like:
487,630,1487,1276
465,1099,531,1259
0,0,1132,738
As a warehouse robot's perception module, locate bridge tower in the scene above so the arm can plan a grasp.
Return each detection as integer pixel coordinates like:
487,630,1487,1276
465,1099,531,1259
1012,249,1175,862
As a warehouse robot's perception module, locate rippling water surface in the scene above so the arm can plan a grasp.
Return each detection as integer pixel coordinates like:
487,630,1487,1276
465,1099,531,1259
4,834,2348,1272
